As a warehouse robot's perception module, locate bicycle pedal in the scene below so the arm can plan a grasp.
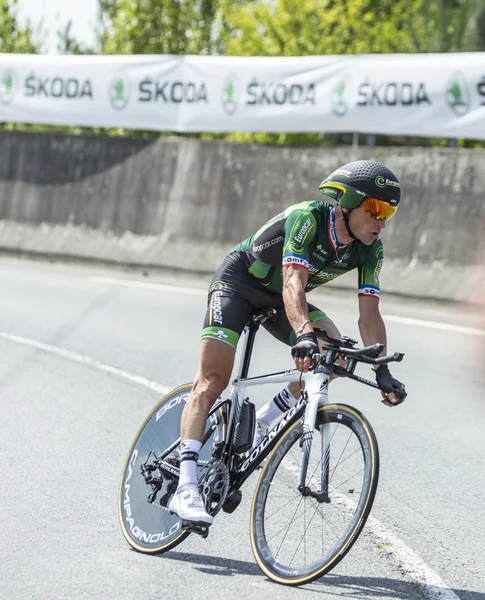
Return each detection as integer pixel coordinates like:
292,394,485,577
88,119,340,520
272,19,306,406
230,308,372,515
181,520,210,538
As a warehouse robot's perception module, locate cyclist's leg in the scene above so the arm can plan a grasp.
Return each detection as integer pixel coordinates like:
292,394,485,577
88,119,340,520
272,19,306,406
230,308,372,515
181,338,235,442
170,255,253,524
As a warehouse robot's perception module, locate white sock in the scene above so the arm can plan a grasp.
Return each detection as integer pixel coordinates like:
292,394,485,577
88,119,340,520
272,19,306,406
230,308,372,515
256,386,298,427
177,439,202,490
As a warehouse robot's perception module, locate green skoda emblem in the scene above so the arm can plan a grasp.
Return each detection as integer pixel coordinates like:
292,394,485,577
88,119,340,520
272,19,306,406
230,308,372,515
446,73,469,116
110,74,130,110
0,70,16,105
221,74,239,115
331,74,351,117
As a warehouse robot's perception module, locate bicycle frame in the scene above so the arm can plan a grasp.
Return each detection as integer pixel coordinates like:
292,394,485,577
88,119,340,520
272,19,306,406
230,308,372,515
157,316,352,500
213,319,332,495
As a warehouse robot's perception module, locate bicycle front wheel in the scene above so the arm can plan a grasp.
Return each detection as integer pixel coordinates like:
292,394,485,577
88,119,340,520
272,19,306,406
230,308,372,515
250,403,379,586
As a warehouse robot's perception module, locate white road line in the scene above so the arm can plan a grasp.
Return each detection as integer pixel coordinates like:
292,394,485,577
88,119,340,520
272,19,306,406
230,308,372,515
91,275,485,337
283,461,460,600
0,331,170,396
382,314,485,337
90,276,206,296
364,513,461,600
1,327,461,598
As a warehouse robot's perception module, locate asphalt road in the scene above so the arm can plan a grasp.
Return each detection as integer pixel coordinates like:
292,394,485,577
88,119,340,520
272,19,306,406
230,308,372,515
1,257,484,600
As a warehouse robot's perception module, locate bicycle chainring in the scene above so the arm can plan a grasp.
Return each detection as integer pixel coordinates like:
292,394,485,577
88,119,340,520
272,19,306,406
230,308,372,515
198,460,229,517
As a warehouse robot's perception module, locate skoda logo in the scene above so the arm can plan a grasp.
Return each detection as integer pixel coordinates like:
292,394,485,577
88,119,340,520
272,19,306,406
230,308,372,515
109,73,130,110
0,69,17,105
446,72,470,116
375,176,386,188
221,74,240,116
331,74,351,117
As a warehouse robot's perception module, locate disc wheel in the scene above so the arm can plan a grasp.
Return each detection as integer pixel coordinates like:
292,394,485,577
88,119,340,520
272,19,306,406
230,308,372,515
119,383,225,554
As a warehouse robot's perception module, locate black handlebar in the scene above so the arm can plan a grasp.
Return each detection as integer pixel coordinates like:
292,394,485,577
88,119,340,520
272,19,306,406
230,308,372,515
309,342,405,389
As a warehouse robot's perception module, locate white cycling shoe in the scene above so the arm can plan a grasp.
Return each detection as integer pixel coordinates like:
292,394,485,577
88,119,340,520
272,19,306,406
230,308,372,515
168,484,213,526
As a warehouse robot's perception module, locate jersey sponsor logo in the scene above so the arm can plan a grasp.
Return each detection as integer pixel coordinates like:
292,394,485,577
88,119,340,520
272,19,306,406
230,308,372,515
282,255,309,269
252,235,284,253
374,258,384,282
358,286,380,298
294,218,313,243
288,240,305,254
312,250,328,262
312,244,328,262
308,267,338,279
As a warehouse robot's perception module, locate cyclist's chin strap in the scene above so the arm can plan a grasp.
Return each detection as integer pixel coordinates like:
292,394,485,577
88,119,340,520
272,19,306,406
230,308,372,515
341,208,358,241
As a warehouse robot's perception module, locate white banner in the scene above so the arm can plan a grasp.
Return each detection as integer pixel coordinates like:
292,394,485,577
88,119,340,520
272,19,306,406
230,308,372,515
1,53,485,138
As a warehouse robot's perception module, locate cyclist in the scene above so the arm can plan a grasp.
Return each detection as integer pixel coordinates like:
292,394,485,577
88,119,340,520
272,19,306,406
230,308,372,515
169,159,407,527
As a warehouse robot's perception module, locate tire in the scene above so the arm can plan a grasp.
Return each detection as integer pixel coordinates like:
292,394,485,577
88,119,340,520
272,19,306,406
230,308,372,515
250,403,379,585
118,383,225,554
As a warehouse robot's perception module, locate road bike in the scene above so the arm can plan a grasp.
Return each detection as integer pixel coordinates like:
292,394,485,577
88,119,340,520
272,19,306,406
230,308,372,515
119,308,404,586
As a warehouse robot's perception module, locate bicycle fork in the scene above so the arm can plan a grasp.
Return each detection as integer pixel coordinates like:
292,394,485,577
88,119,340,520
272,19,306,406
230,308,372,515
298,371,331,503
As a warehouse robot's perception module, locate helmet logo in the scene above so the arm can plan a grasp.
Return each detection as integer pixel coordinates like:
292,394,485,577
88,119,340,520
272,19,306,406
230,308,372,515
375,176,386,188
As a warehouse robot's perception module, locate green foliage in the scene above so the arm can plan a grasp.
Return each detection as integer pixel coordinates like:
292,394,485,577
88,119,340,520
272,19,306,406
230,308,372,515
408,0,485,52
99,0,220,55
219,0,420,56
0,0,39,53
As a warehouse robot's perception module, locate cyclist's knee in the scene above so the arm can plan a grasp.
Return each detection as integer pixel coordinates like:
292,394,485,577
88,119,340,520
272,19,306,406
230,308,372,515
192,373,228,407
288,380,304,397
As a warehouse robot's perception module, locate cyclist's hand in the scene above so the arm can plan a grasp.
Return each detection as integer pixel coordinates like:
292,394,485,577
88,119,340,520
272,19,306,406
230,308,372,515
291,332,318,372
375,364,407,407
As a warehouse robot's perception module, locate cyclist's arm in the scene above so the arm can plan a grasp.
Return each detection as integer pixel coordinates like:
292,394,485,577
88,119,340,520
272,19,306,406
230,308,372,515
357,239,387,355
358,296,388,356
283,265,312,336
281,208,317,337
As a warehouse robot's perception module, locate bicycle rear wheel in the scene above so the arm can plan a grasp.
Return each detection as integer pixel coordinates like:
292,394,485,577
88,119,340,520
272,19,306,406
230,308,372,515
119,383,225,554
250,403,379,585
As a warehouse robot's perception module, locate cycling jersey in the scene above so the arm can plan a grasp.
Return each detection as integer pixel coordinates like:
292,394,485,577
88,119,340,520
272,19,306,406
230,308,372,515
201,200,384,349
232,200,383,300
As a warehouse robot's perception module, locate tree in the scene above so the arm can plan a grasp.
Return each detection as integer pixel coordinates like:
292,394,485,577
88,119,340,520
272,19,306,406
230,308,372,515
0,0,39,53
218,0,421,56
407,0,485,52
57,20,96,55
99,0,220,55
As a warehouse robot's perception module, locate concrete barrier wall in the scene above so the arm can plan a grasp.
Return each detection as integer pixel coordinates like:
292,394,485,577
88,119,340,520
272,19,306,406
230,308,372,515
0,131,484,304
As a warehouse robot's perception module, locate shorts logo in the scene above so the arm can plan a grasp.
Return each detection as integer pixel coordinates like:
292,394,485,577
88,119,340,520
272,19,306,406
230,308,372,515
214,330,228,339
210,279,228,294
211,290,224,324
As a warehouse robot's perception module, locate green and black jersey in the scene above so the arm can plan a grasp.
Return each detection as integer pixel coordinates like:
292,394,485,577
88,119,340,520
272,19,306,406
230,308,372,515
232,200,384,299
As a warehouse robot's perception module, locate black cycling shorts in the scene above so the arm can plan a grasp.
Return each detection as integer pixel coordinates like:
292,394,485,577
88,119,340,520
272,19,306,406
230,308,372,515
201,251,327,350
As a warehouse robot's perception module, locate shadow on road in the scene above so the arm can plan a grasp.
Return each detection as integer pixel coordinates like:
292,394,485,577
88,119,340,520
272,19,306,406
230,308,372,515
158,551,484,600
